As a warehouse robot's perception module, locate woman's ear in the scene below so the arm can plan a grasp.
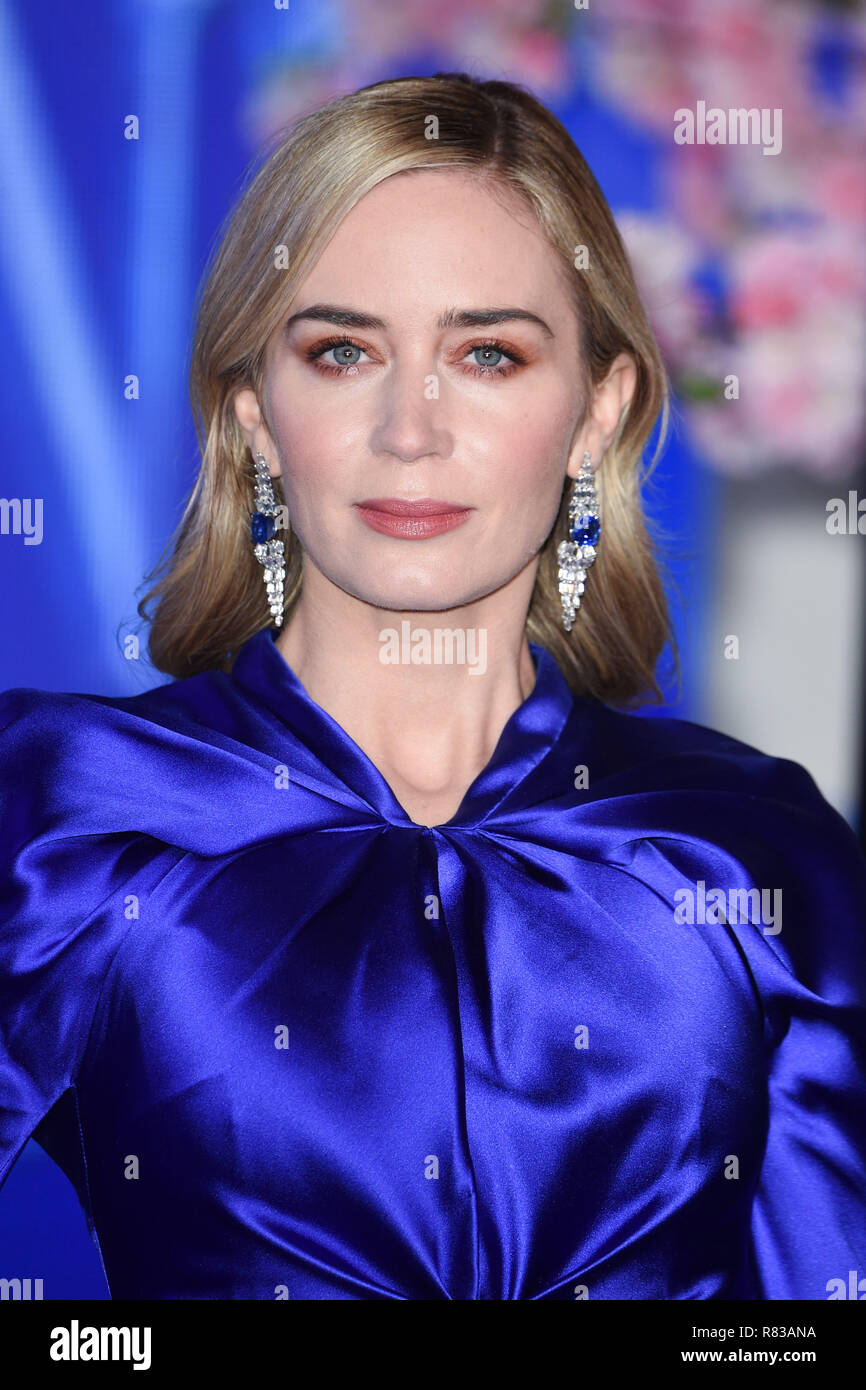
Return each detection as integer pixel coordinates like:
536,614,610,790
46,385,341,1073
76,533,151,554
233,387,281,478
565,352,638,479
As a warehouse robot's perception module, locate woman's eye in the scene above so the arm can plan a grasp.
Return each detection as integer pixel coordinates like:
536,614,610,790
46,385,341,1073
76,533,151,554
461,342,523,377
468,344,505,370
312,341,368,371
307,337,524,378
332,343,364,367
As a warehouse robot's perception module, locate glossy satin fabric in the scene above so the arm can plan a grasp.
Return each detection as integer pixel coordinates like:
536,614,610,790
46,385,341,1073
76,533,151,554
1,629,865,1301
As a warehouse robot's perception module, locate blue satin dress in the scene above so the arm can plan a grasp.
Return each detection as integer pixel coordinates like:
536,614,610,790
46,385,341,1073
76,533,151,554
1,628,865,1300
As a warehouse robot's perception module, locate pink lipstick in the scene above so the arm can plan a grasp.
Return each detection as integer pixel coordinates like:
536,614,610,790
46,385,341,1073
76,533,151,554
354,498,473,539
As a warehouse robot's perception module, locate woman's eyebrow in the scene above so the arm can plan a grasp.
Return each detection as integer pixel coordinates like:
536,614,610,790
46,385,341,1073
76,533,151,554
285,304,554,336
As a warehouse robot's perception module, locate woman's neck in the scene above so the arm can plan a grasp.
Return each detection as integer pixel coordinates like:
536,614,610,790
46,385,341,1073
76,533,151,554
274,570,538,827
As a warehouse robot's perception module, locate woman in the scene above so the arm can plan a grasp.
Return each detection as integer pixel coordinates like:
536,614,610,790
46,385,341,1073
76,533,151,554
1,72,864,1301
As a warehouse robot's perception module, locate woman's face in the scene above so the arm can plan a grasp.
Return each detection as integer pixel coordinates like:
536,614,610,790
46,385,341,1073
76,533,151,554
235,168,595,615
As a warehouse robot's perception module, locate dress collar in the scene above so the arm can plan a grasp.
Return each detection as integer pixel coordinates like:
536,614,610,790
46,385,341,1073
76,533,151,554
230,627,580,830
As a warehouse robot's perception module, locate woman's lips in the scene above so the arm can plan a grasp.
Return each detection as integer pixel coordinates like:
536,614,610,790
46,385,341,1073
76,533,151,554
354,498,473,539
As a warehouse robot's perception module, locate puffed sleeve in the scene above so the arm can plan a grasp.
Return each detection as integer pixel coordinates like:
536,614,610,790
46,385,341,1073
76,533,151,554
740,761,866,1299
641,748,866,1299
0,687,141,1189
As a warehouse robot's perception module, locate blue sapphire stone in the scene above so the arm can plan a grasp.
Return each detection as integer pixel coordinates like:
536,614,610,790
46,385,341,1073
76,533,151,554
250,512,275,544
571,513,600,547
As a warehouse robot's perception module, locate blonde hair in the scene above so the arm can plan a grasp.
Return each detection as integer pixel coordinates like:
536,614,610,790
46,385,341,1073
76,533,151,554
138,71,677,707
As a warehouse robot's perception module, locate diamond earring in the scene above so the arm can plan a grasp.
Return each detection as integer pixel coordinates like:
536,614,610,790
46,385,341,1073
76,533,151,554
557,450,600,632
249,451,286,627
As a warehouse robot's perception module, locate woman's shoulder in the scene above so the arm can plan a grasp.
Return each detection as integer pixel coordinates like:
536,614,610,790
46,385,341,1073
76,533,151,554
567,697,866,902
573,701,866,1000
0,668,269,849
584,697,834,810
0,661,244,750
0,654,346,860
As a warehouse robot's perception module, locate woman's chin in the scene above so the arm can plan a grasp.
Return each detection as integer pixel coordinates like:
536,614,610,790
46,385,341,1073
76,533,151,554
326,573,487,615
